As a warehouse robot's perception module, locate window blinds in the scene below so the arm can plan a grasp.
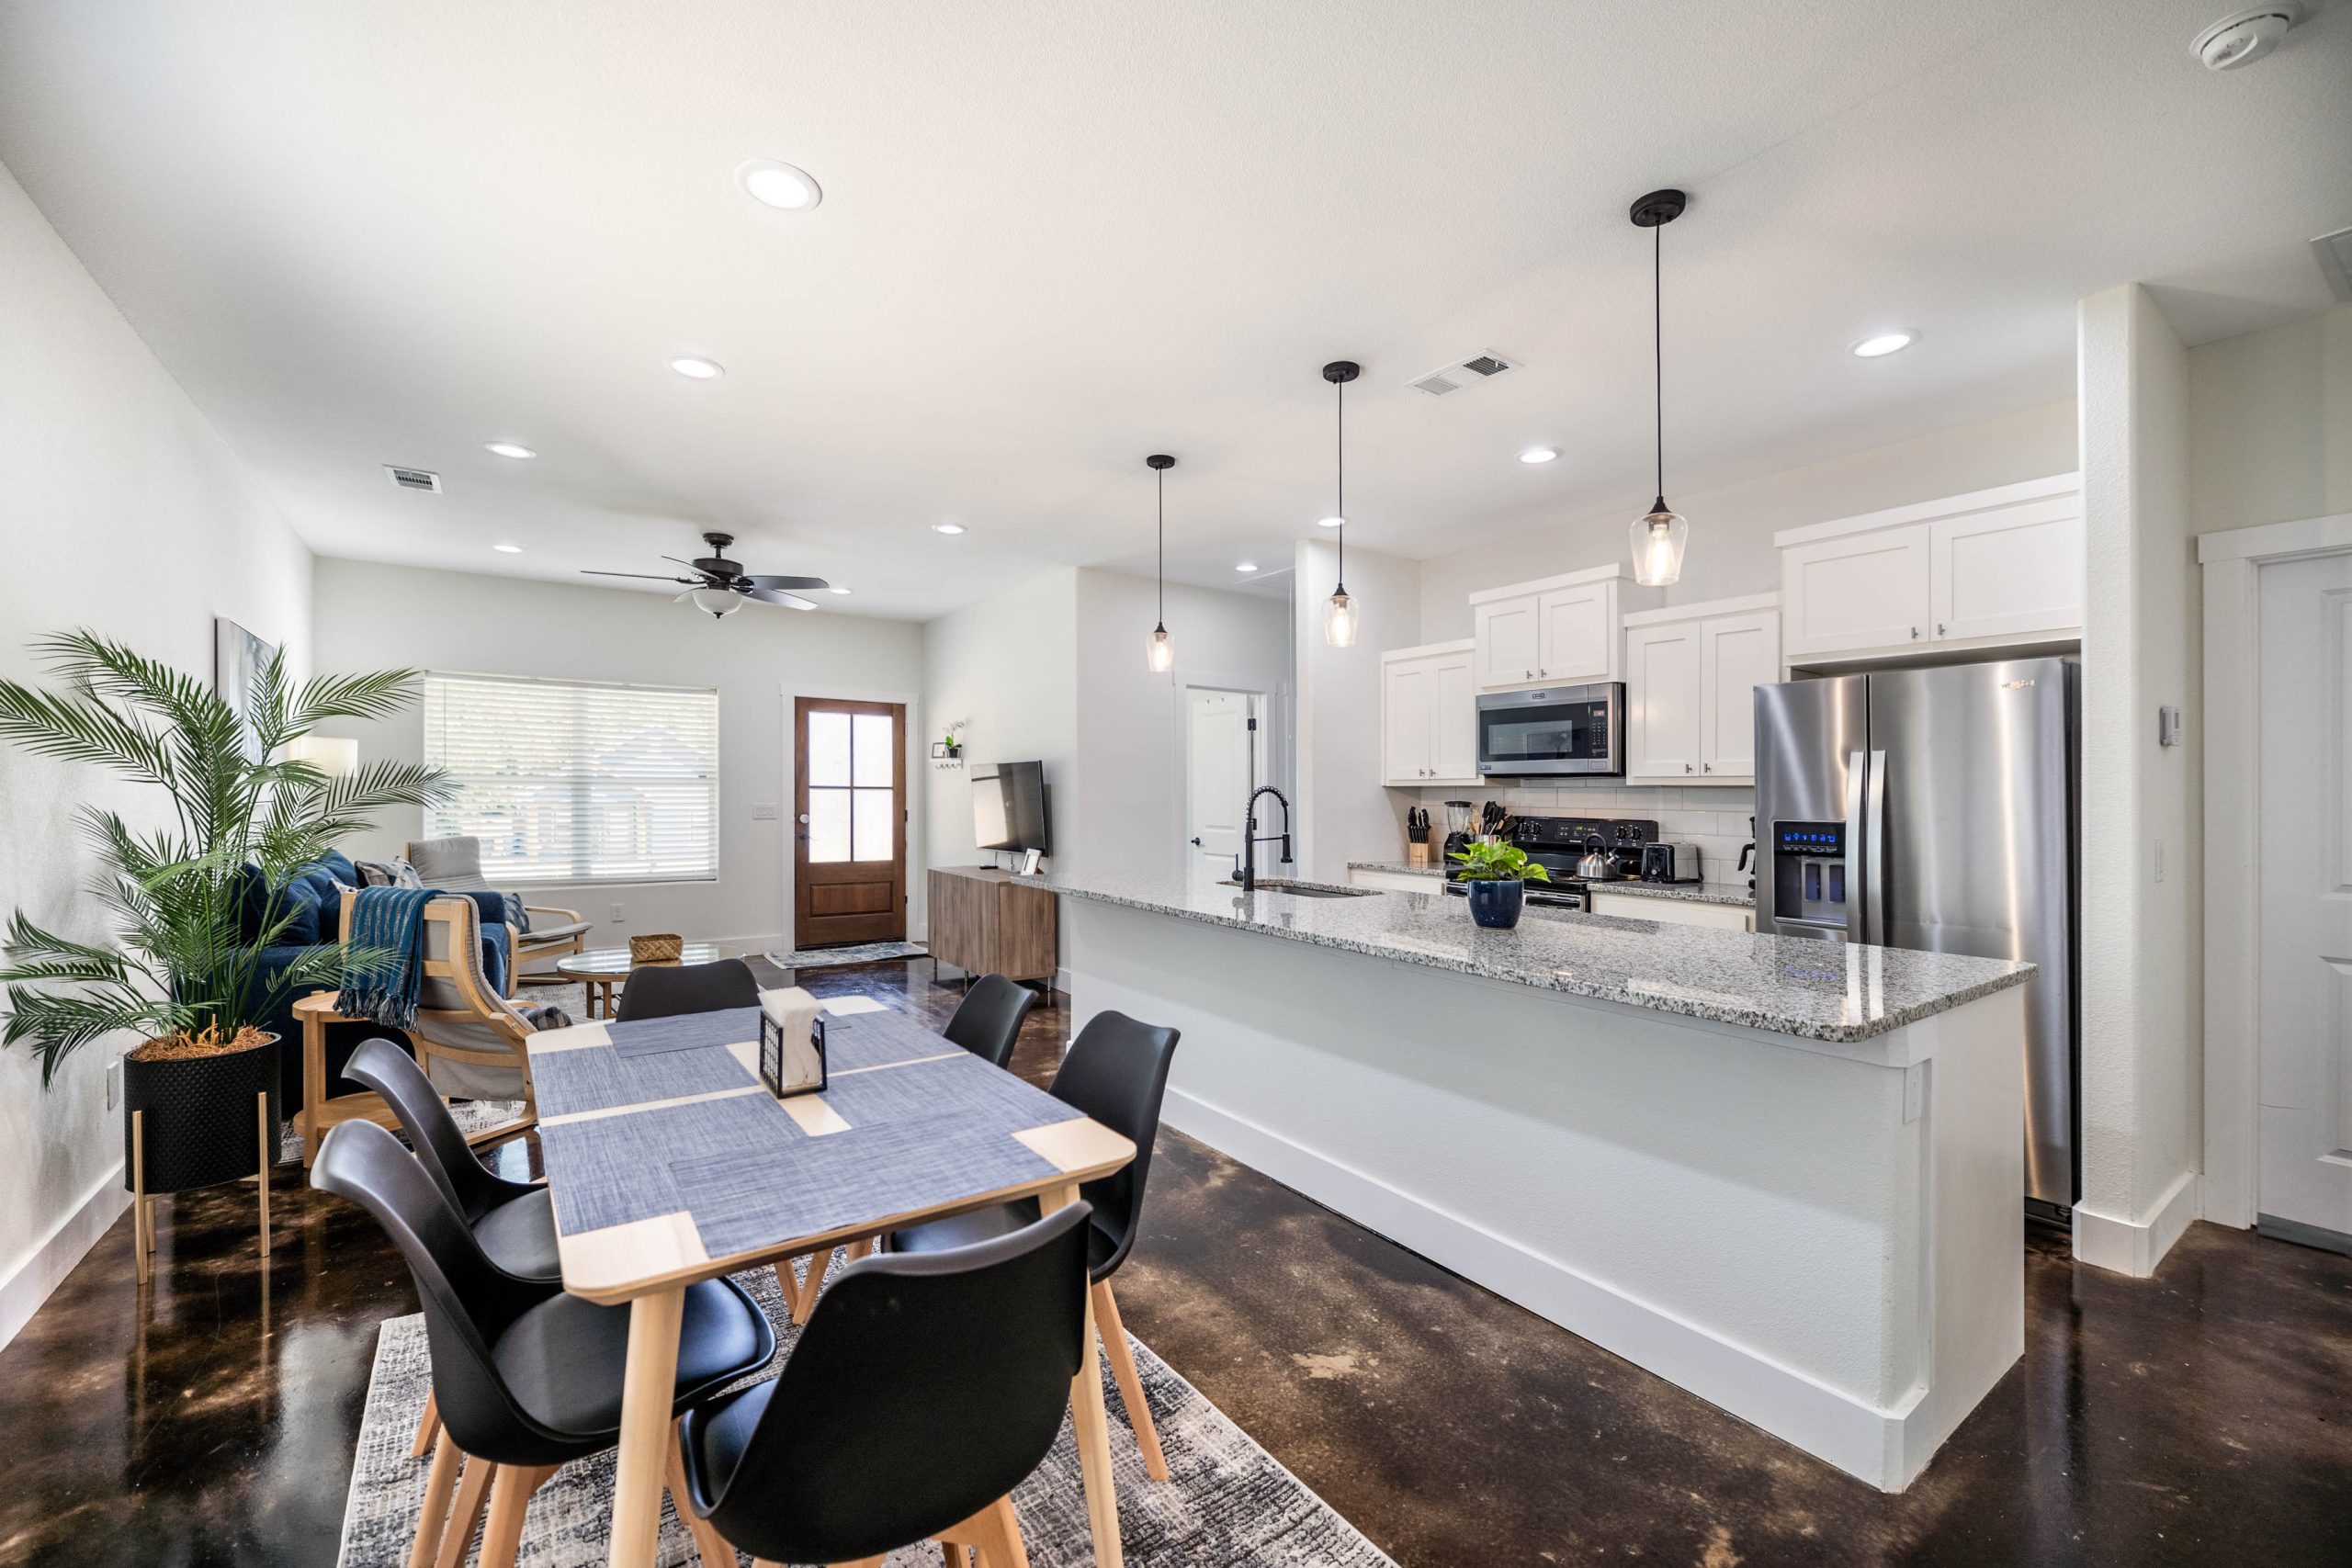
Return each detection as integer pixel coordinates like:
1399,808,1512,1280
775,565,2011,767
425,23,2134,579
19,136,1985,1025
422,672,720,885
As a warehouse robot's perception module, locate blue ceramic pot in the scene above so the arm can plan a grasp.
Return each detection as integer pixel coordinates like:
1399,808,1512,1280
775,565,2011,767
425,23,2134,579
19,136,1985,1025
1464,877,1524,930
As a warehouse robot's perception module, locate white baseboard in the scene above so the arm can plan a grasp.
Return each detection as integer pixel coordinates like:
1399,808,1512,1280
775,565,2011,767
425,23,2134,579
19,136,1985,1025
2072,1168,2203,1278
1164,1085,1939,1492
0,1165,129,1352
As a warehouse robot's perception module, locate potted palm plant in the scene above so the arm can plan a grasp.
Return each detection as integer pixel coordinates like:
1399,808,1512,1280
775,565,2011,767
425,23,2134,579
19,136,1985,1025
1450,837,1552,930
0,631,445,1247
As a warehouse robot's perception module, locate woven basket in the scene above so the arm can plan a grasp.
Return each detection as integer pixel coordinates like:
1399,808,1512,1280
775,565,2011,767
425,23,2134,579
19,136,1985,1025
629,932,684,964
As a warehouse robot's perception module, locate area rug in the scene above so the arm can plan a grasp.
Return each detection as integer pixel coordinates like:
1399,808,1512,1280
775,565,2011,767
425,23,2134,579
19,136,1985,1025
763,939,929,968
336,1255,1396,1567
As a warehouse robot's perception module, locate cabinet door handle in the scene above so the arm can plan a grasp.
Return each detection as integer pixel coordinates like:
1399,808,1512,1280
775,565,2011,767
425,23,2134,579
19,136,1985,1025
1910,626,1920,639
1684,762,1693,773
1937,623,1946,637
1525,669,1533,679
1537,668,1546,677
1703,762,1713,773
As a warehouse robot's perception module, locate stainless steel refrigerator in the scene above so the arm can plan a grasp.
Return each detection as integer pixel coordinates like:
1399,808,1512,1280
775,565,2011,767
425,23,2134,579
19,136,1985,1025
1754,657,2078,1220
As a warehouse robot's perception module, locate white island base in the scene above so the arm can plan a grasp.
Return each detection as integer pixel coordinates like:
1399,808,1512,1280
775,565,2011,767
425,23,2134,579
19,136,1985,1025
1062,895,2025,1491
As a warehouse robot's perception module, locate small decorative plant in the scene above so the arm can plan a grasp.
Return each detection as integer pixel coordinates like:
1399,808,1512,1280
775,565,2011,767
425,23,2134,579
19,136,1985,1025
1450,839,1552,883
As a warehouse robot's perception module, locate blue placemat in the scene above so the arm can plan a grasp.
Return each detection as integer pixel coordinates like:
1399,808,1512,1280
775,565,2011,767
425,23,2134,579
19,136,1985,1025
821,1048,1072,1134
540,1090,804,1237
823,1008,962,1073
667,1111,1060,1258
534,1043,756,1121
606,1006,761,1058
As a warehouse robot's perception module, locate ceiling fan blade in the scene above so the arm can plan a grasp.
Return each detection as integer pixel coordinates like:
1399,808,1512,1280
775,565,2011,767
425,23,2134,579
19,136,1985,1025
583,570,701,582
743,585,818,611
743,573,830,592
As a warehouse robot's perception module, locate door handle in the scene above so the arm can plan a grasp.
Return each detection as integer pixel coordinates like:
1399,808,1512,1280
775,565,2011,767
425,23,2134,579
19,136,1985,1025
1189,837,1202,846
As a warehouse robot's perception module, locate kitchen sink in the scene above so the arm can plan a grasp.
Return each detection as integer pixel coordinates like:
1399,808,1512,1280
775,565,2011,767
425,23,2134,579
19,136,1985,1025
1217,878,1376,898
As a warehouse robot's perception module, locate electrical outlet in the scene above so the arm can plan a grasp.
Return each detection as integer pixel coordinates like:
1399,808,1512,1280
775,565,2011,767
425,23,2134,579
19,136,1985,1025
107,1055,121,1111
609,901,626,922
751,803,779,821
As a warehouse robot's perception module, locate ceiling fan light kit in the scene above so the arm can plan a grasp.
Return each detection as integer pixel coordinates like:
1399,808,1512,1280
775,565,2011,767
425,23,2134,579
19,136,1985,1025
1323,359,1360,648
1146,453,1176,673
582,530,831,618
1629,187,1690,589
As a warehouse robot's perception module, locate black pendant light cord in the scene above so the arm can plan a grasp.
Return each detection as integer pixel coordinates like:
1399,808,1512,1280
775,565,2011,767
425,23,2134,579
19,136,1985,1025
1335,376,1346,591
1156,462,1165,624
1652,220,1665,509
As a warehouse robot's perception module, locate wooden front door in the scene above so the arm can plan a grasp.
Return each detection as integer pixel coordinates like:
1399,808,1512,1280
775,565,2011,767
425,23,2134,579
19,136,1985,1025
794,696,907,948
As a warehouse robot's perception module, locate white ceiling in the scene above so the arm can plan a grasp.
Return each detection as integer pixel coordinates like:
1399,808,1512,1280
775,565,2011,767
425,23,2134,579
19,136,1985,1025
1,0,2346,620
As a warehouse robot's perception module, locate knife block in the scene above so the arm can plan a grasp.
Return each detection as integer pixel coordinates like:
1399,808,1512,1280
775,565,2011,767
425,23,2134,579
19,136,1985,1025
1406,840,1433,868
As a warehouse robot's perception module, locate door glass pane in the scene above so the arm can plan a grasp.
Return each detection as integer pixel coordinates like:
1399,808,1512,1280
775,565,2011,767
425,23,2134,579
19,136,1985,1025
807,787,851,863
853,712,894,786
808,712,851,787
852,787,894,862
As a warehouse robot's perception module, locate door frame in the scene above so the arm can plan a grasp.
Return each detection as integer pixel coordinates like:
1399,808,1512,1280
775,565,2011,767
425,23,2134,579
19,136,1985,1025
780,683,923,946
2199,510,2352,1229
1175,673,1288,866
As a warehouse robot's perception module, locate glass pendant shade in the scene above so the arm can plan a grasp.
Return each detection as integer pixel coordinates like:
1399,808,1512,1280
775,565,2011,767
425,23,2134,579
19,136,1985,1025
1325,588,1357,648
1631,500,1687,588
690,586,746,617
1147,621,1174,672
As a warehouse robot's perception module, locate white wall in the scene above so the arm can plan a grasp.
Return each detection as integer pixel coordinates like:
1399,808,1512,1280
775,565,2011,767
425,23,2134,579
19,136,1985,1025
1071,569,1292,881
1294,537,1425,881
2074,282,2201,1277
1417,401,2080,641
313,558,923,953
2190,303,2352,534
0,160,314,1346
921,568,1082,890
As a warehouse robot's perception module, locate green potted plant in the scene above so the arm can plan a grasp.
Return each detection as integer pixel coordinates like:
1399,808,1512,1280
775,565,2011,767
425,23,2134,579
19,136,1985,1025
1450,837,1552,930
0,632,444,1253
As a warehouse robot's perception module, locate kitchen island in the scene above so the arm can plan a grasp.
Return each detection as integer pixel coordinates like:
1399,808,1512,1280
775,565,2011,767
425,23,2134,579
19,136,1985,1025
1051,871,2033,1490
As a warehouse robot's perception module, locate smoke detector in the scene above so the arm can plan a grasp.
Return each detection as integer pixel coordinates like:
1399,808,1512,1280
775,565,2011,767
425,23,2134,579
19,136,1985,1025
384,465,442,492
1408,351,1520,398
2192,5,2302,70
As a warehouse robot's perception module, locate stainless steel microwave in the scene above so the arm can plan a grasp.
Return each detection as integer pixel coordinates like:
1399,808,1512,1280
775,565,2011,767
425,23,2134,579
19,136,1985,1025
1476,682,1625,777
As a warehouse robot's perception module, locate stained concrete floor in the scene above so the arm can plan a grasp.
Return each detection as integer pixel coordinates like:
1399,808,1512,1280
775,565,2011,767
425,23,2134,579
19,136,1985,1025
4,959,2349,1566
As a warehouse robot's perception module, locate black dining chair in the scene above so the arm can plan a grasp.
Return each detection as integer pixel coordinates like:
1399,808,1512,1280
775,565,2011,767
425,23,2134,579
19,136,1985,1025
311,1119,775,1568
886,1009,1180,1480
614,956,762,1022
943,973,1037,1070
674,1201,1092,1568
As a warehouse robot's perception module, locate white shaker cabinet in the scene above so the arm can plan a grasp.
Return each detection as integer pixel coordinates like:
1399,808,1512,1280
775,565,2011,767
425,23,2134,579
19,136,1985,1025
1470,564,1657,692
1622,594,1781,785
1380,640,1479,787
1777,474,2082,662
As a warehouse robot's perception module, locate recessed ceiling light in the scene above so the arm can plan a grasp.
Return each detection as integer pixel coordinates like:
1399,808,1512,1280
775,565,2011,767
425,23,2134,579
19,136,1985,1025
829,585,853,594
667,355,726,379
1317,515,1345,528
492,543,523,554
1850,331,1917,359
1519,446,1560,465
737,160,822,211
1236,561,1259,573
484,441,537,459
933,523,967,536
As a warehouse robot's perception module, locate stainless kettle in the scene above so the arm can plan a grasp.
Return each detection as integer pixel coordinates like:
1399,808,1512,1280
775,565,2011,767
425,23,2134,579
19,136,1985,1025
1576,835,1623,882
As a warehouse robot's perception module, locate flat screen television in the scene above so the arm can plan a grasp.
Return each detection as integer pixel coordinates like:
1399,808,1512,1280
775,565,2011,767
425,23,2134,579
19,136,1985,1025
973,761,1051,854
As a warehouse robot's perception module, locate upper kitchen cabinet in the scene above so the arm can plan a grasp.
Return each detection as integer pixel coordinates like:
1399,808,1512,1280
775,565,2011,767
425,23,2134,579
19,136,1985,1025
1776,474,2083,663
1381,639,1478,786
1471,564,1658,692
1623,594,1781,784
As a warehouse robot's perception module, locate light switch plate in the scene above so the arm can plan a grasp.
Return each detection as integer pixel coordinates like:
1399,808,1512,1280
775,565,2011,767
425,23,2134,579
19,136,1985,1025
2158,705,2184,748
751,803,779,820
1902,1062,1926,1123
609,902,626,922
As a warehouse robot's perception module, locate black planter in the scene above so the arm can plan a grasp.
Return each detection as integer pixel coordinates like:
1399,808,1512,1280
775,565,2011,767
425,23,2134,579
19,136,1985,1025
122,1033,281,1195
1464,878,1524,930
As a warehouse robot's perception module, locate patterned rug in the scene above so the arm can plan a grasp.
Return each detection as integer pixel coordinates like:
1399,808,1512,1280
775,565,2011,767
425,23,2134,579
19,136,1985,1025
336,1254,1395,1567
764,939,929,968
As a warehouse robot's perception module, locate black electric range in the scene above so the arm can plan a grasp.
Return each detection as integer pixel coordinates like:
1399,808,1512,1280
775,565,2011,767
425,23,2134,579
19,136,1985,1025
1442,815,1658,912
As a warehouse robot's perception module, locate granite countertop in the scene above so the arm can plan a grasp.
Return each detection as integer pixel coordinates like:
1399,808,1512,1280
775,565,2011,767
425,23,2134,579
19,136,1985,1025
1348,860,1755,909
1051,870,2030,1043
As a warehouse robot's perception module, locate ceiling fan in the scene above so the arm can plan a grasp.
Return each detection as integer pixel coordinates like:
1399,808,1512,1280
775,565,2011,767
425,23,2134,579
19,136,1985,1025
583,531,831,617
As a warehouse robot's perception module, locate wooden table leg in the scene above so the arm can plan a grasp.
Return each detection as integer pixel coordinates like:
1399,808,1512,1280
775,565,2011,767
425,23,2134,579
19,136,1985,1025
131,1109,150,1286
606,1286,684,1568
301,1004,326,1168
1045,1180,1123,1567
256,1091,272,1258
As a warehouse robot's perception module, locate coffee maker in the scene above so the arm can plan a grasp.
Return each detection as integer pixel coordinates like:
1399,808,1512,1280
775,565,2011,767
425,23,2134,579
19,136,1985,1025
1440,800,1476,865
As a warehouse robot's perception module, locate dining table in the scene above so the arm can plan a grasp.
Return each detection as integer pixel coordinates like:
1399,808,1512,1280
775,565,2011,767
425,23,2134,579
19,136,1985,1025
525,989,1137,1568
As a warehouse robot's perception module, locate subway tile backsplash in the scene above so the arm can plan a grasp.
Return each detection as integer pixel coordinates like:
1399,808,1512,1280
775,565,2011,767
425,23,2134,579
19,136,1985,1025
1415,782,1756,886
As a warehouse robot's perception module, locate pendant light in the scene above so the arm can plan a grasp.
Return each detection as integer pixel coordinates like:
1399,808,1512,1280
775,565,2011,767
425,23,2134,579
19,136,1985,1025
1146,453,1176,672
1628,187,1689,587
1322,359,1360,647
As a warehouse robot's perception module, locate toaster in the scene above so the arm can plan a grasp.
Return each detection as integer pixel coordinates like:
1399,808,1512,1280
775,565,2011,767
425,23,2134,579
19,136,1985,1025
1638,841,1702,884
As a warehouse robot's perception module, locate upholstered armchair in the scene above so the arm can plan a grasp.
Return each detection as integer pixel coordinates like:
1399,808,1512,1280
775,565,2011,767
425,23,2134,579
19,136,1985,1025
404,837,591,992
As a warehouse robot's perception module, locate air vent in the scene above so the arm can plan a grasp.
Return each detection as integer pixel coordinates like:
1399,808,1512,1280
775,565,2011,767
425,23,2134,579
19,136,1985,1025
1408,350,1520,398
384,465,442,493
2315,226,2352,304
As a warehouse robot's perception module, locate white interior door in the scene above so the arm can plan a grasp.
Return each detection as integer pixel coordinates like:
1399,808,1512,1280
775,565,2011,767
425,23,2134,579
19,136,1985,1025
2259,552,2352,1240
1187,689,1259,874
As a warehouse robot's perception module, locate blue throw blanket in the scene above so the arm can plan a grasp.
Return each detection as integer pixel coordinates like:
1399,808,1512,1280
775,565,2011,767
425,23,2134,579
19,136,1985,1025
341,886,435,1030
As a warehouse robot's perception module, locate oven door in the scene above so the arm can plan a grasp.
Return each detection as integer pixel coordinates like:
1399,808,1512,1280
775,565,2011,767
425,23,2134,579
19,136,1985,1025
1476,682,1624,777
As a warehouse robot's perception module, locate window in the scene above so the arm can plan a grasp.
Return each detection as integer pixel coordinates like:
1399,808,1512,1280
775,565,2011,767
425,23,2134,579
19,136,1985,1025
802,706,896,863
422,672,719,885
